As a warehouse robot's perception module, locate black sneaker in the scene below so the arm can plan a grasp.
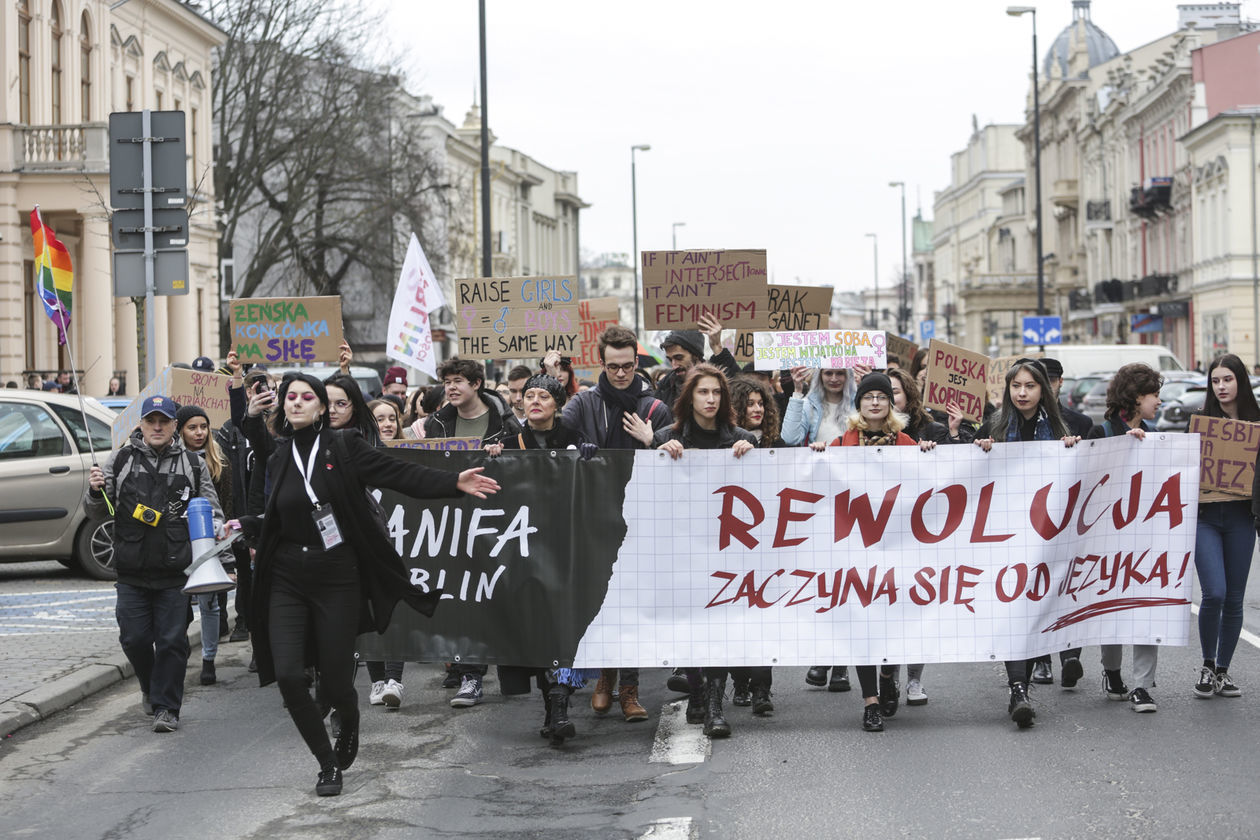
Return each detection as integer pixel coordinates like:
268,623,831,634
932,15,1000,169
229,624,250,643
1129,687,1157,712
828,666,851,693
442,665,461,689
1215,671,1241,697
152,709,179,733
1194,665,1217,698
1008,682,1035,728
316,766,343,796
878,672,899,718
1060,657,1084,689
862,704,884,732
667,669,691,694
1031,660,1053,684
805,666,828,687
1103,669,1129,701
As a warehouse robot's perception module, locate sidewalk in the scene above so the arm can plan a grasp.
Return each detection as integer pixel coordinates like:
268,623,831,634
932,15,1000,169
0,592,237,739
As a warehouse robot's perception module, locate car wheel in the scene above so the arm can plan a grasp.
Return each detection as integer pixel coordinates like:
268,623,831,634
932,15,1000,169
74,517,117,581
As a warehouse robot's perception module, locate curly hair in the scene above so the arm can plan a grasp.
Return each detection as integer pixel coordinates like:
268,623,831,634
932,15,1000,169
1104,363,1163,422
731,376,780,445
887,368,933,430
671,363,735,432
437,357,485,389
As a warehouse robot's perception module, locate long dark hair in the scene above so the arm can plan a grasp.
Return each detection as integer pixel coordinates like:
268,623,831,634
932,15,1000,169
270,373,331,438
991,359,1067,439
325,372,381,446
1204,354,1260,421
731,376,780,445
672,363,735,432
888,367,933,435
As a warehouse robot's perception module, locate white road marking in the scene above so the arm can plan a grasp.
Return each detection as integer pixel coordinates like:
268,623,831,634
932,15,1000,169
649,700,710,765
1190,604,1260,650
639,817,696,839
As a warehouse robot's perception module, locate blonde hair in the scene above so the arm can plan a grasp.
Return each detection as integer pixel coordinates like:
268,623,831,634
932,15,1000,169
182,425,226,482
845,407,909,435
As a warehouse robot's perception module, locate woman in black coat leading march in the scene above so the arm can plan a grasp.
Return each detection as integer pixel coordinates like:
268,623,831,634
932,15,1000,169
234,373,499,797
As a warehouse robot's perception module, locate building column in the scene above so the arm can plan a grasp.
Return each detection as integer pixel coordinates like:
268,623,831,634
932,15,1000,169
77,214,113,396
166,272,197,365
0,175,24,384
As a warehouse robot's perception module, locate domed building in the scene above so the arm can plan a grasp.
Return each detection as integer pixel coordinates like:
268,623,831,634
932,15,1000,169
1042,0,1120,80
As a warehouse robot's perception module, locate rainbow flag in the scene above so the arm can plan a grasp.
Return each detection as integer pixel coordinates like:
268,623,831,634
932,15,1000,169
31,206,72,345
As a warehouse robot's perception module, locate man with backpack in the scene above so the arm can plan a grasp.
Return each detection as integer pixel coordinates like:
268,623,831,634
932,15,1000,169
560,325,674,723
86,395,224,733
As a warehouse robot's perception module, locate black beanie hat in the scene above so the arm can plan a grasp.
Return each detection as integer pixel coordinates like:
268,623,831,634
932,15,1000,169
854,372,893,405
661,330,705,361
175,404,208,432
523,374,566,407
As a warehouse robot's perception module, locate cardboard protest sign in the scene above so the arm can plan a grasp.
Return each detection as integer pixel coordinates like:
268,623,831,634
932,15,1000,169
230,296,344,364
1189,415,1260,501
923,338,988,422
885,335,919,370
732,284,833,361
642,249,768,330
985,354,1036,406
111,366,232,447
574,297,622,368
384,437,483,451
455,276,580,359
752,329,887,371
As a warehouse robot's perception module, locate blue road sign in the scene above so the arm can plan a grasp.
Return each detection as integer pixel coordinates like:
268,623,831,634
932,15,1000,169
920,320,935,341
1022,316,1062,345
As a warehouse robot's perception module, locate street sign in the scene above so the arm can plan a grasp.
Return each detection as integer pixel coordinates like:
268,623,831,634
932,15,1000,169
108,111,187,210
113,250,188,297
110,207,188,251
1022,315,1062,345
920,319,935,341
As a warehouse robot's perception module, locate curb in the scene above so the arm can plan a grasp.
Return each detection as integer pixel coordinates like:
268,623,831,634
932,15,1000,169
1,610,221,740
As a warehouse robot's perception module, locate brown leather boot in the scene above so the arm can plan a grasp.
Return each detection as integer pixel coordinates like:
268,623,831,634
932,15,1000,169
591,669,614,714
619,684,648,722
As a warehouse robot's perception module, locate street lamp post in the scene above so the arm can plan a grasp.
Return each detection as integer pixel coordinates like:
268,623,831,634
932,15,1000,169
1008,5,1045,318
478,0,491,279
865,233,878,329
889,181,908,336
631,143,651,341
672,221,686,250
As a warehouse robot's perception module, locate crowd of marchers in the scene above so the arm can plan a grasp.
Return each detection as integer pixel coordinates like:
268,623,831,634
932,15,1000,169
83,319,1258,796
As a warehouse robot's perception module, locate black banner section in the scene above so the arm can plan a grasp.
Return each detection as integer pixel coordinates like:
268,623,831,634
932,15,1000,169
356,448,635,667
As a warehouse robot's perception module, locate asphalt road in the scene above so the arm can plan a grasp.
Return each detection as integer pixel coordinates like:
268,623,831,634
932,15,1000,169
2,557,1260,839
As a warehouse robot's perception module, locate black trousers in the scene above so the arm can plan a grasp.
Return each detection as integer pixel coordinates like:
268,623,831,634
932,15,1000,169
1004,659,1033,685
269,543,360,769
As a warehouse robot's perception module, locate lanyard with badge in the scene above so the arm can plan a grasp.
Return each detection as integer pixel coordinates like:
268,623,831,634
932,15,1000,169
292,435,344,549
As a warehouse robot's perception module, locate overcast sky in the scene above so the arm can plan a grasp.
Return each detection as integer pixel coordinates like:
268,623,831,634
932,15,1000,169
386,0,1260,295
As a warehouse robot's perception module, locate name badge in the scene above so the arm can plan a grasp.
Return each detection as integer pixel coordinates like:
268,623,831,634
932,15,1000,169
311,504,344,550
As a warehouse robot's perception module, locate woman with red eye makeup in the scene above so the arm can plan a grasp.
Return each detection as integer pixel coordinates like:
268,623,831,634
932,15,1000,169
236,373,500,796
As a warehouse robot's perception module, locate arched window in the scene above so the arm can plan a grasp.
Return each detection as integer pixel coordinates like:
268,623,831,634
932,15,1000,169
80,12,92,121
50,1,64,124
18,0,31,123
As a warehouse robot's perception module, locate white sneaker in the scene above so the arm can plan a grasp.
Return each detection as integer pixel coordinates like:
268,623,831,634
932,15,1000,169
906,679,928,706
368,680,387,705
381,678,403,708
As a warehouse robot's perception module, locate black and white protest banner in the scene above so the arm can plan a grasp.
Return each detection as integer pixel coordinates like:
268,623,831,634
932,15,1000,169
358,436,1199,667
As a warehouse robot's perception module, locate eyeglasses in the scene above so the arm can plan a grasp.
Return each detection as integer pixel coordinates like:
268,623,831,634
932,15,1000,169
860,393,890,404
285,392,318,402
604,362,636,373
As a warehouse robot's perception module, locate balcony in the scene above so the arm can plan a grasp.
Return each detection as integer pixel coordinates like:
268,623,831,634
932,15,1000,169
10,123,109,172
1050,178,1078,211
1129,177,1173,219
958,272,1036,291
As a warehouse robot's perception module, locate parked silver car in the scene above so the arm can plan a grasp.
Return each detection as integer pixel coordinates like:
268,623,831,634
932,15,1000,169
0,390,117,579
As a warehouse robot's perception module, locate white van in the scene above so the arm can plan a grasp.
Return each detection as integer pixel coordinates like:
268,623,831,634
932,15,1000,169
1046,344,1185,379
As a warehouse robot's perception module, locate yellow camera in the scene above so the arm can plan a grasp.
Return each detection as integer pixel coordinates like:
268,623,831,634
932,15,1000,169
132,503,163,527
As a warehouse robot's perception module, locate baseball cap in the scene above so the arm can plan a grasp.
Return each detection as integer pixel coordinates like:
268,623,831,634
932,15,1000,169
140,395,178,419
191,356,215,372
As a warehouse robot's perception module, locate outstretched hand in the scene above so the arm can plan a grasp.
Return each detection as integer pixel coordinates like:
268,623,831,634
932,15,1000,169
457,467,500,499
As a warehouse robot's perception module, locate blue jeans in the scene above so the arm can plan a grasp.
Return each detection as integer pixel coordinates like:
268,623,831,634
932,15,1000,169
1195,501,1256,670
115,582,192,715
196,593,219,661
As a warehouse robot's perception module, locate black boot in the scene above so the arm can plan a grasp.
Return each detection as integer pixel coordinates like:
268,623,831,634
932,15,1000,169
685,685,706,724
732,673,752,707
548,684,575,745
1008,682,1035,728
539,688,554,740
751,682,774,716
703,676,731,738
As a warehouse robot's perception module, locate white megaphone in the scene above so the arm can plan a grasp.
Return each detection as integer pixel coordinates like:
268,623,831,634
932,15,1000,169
183,497,236,594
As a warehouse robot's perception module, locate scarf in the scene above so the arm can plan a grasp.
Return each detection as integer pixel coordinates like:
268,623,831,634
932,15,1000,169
859,428,899,447
597,372,650,449
1005,408,1054,442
